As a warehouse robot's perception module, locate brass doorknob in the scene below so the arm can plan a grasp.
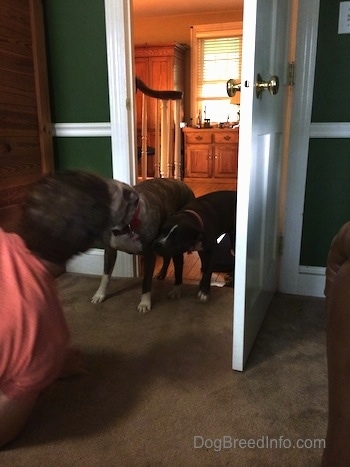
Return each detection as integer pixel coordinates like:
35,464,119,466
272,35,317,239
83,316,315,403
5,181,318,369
226,79,241,98
255,73,279,99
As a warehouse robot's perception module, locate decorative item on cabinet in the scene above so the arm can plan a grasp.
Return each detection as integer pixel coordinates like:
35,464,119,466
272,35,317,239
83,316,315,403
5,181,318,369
183,128,238,185
134,43,188,178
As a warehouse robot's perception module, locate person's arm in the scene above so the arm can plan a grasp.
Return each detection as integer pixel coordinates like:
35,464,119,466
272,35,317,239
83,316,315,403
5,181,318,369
0,390,38,448
0,347,85,448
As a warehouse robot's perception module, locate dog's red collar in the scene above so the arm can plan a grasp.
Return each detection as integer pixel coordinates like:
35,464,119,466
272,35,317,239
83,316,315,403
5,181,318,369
129,203,141,231
112,203,141,237
183,209,204,231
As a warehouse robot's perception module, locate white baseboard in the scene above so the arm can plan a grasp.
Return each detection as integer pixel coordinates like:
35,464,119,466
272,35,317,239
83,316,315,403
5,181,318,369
66,248,135,277
295,266,326,298
66,252,325,298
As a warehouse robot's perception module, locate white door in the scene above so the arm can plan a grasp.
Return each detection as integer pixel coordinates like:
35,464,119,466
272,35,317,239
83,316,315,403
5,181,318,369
232,0,291,371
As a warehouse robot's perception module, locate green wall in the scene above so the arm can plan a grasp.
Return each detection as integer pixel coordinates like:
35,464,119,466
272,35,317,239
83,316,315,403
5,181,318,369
53,138,113,177
311,1,350,122
301,139,350,266
44,0,112,175
300,0,350,266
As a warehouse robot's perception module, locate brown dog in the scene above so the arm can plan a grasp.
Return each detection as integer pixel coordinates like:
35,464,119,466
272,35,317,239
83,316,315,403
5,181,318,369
92,178,195,313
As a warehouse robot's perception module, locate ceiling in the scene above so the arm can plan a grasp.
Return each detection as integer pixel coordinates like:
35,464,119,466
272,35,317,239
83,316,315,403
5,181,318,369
133,0,243,18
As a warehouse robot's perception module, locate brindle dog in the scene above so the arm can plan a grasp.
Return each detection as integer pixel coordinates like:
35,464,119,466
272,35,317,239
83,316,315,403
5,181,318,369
92,178,195,313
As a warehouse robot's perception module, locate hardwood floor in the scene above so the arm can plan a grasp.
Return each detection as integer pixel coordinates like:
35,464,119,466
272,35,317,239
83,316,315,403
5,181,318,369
184,178,236,196
154,250,230,285
154,179,235,285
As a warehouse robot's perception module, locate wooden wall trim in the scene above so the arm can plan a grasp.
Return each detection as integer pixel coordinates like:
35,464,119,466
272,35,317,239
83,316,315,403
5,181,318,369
29,0,54,174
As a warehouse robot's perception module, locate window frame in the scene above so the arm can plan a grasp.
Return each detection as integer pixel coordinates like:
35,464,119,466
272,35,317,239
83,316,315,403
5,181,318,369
190,21,243,125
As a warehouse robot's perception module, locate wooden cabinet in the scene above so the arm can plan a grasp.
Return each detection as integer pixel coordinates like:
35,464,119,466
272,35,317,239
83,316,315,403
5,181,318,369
183,128,239,182
134,43,187,176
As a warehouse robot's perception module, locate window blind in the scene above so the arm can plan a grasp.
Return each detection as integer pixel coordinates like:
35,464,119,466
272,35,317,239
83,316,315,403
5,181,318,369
191,22,243,123
196,36,242,102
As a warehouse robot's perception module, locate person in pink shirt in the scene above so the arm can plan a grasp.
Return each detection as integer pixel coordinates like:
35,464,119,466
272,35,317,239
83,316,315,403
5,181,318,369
0,170,111,448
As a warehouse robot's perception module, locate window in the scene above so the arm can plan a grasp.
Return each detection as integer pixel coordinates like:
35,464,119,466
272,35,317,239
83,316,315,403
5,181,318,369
191,22,242,125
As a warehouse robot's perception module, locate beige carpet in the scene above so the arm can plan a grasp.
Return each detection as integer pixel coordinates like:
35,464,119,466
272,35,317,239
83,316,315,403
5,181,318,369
0,273,327,466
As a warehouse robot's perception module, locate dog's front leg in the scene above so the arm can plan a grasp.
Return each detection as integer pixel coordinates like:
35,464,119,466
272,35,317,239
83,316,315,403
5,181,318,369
155,256,171,280
91,243,117,303
168,253,183,300
138,249,156,314
198,250,213,301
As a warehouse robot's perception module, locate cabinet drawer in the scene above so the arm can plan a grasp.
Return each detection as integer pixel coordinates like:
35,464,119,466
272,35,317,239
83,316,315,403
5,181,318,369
214,131,238,144
185,132,212,144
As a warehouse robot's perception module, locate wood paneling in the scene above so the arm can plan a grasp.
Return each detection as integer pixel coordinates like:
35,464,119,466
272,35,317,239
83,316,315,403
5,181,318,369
0,0,53,232
183,127,238,186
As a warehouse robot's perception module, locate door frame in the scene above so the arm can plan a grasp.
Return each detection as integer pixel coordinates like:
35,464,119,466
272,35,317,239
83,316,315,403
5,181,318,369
101,0,137,278
103,0,322,292
67,0,137,278
280,0,321,296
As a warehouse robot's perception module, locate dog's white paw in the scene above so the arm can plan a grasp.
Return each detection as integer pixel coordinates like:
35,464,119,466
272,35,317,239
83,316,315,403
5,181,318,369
137,292,151,314
197,290,209,302
168,285,182,300
92,276,109,304
91,290,106,303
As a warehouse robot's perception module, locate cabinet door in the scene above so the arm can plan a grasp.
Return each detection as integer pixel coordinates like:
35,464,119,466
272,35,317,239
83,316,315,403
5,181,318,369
185,145,212,178
147,56,173,133
213,144,238,178
134,57,149,131
148,56,173,90
134,54,173,151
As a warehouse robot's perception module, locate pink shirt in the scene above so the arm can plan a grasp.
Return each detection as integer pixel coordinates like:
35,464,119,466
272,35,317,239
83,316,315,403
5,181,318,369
0,229,70,399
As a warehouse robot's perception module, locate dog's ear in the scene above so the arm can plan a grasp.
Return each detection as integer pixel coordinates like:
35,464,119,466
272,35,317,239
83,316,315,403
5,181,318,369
107,180,138,204
122,186,139,203
193,227,203,242
106,180,139,228
190,228,204,252
197,230,204,241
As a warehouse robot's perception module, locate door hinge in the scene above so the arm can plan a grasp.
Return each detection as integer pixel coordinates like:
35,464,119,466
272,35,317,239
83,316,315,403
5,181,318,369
288,62,295,86
278,235,284,256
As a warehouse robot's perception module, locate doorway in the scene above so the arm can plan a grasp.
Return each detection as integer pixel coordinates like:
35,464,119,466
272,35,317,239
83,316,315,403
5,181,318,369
107,0,319,369
132,2,243,285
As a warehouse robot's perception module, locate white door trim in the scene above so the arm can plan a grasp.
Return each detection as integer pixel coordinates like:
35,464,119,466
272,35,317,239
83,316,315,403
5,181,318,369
67,0,137,277
310,122,350,138
52,122,111,137
279,0,321,296
104,0,136,185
